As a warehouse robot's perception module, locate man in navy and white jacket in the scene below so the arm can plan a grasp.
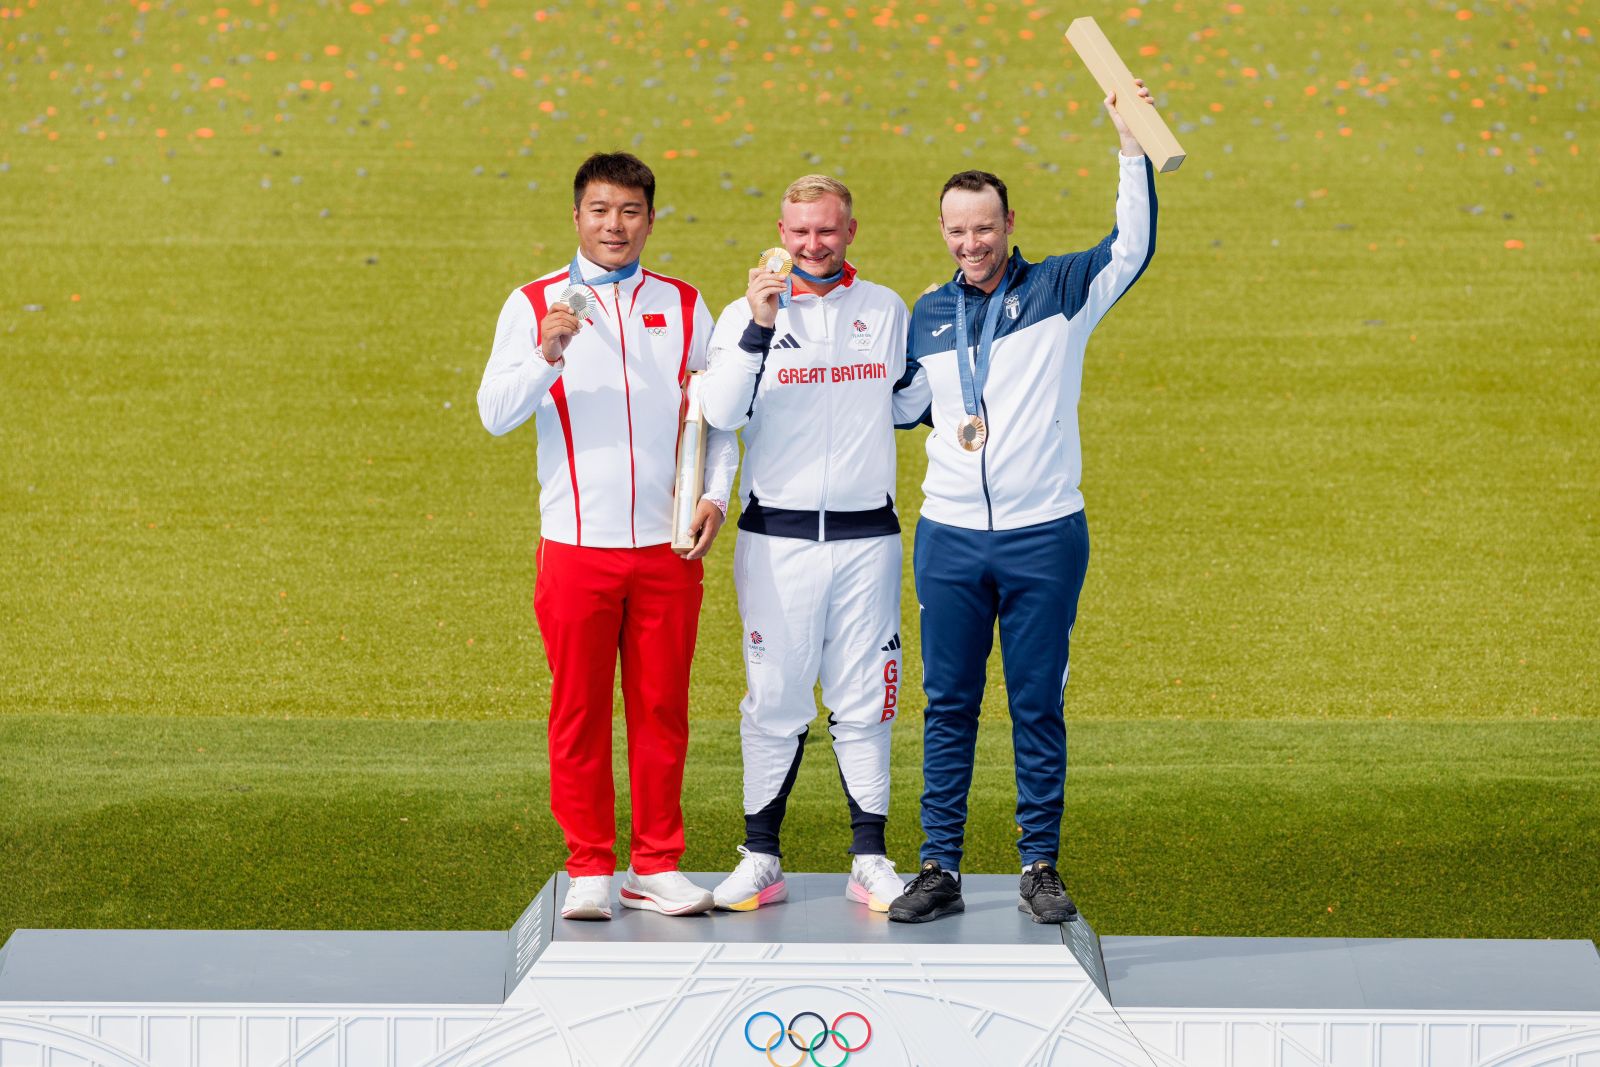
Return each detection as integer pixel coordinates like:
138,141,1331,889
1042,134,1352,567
888,84,1160,925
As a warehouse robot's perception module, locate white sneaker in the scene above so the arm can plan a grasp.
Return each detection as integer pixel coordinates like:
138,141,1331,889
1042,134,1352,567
619,868,714,916
562,874,613,921
712,846,787,912
846,854,904,913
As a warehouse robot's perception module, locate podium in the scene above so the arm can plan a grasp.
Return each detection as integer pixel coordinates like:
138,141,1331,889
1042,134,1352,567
2,873,1598,1066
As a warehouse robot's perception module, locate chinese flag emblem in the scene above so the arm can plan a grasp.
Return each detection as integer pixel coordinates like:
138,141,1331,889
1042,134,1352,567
642,313,668,336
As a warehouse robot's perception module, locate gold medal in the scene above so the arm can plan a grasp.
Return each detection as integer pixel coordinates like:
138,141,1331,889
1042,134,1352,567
758,246,794,278
957,414,987,451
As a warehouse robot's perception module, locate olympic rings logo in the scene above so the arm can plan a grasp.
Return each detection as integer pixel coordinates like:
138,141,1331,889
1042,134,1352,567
742,1011,872,1066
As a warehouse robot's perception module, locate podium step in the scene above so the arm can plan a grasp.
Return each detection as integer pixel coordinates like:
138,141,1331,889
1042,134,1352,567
1,872,1597,1066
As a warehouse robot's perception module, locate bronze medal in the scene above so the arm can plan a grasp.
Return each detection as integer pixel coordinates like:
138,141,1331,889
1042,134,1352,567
957,414,987,451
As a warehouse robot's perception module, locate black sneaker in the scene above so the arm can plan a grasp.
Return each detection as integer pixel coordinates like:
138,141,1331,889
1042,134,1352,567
1018,861,1078,924
887,860,964,923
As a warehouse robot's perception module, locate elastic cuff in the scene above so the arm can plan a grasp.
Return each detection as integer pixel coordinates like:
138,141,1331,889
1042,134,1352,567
703,496,728,517
738,320,776,353
848,819,888,857
743,834,782,859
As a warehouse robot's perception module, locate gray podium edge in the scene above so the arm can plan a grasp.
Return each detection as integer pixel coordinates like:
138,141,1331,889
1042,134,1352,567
1,873,1597,1015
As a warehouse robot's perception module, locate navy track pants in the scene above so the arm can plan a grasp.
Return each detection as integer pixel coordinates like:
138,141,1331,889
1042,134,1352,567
912,511,1089,870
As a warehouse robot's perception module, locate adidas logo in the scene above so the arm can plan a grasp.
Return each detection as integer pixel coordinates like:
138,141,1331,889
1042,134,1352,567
773,333,802,350
880,633,901,652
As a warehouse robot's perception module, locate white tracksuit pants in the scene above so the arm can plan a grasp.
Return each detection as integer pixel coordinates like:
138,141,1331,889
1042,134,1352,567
734,530,902,856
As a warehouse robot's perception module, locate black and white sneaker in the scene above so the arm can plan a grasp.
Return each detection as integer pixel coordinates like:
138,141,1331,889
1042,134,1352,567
887,860,964,923
1018,861,1078,924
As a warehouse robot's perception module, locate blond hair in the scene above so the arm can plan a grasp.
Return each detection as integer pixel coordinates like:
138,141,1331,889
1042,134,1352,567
783,174,853,217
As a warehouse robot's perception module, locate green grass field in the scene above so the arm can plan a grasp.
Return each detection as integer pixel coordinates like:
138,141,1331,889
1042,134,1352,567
2,0,1597,945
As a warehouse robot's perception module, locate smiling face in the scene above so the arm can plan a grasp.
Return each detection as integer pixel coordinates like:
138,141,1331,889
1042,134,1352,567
939,186,1014,293
573,181,654,271
777,193,856,287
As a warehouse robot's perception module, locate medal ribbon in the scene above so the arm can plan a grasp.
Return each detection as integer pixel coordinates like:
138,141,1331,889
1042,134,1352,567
780,262,845,309
952,267,1012,419
568,254,641,288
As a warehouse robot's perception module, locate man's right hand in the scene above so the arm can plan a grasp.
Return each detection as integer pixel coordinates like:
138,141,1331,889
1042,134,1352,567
745,267,785,328
539,303,581,363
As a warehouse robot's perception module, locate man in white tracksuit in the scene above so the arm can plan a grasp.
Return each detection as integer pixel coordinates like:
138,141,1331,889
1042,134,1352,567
700,175,922,912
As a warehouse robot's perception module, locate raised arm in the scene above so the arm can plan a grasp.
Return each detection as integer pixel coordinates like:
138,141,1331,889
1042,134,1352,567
700,267,787,431
1053,82,1159,332
701,311,763,432
477,289,568,436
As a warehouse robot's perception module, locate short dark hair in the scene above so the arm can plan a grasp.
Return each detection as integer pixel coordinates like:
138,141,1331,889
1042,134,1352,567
572,152,655,213
940,170,1008,218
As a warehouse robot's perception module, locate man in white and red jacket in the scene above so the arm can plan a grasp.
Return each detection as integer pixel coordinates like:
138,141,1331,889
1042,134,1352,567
478,152,738,921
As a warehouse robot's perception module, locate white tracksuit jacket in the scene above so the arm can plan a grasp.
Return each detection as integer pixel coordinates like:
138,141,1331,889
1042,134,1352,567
700,265,920,535
478,252,738,547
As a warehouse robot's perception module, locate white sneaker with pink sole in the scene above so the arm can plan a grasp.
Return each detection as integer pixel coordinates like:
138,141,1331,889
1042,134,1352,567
712,847,788,912
846,854,904,913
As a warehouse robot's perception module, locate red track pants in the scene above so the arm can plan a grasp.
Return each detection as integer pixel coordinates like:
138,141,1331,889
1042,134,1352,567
534,539,704,877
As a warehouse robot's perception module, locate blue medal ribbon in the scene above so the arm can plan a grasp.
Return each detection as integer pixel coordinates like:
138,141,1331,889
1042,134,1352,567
952,267,1012,421
568,253,641,288
779,262,845,309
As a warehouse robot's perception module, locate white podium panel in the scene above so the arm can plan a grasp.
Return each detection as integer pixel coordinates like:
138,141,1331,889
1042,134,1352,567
1,874,1597,1067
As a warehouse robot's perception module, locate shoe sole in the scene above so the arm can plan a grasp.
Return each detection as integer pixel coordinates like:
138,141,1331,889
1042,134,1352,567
715,879,788,912
561,904,612,921
887,898,965,924
1017,898,1078,924
845,881,896,913
619,887,714,916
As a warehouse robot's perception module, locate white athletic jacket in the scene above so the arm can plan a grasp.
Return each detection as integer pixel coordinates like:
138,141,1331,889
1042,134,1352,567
701,265,918,540
478,251,738,548
895,154,1157,531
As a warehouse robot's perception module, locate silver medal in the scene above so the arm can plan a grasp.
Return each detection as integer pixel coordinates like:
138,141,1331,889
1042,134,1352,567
558,285,594,320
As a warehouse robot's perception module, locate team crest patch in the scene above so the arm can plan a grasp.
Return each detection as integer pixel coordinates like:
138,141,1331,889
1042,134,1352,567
747,629,767,664
849,317,873,351
1004,293,1021,320
642,312,668,337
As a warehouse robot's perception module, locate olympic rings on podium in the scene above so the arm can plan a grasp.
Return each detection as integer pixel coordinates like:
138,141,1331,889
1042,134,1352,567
743,1010,872,1065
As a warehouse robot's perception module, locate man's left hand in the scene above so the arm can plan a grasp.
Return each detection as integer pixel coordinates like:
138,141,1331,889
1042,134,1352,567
1105,78,1156,157
677,498,725,560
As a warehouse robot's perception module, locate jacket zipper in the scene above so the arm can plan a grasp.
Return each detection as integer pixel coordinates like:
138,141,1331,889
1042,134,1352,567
980,397,994,531
818,297,832,541
974,290,994,531
614,282,638,547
